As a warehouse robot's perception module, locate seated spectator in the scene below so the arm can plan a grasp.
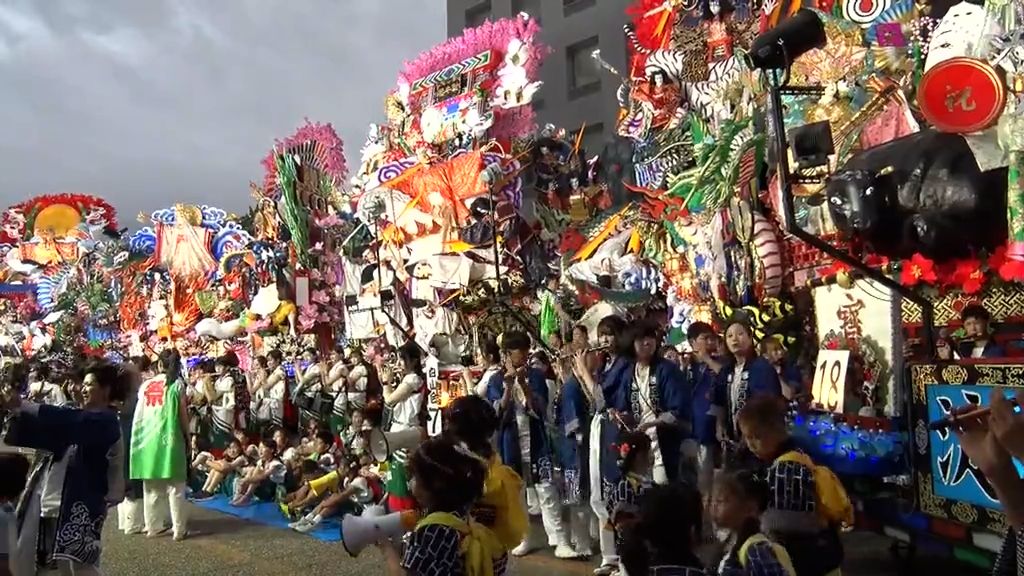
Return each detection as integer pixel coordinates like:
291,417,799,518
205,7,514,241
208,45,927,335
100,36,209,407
341,409,368,458
230,439,286,506
271,427,297,463
192,439,250,500
280,460,328,520
289,457,381,533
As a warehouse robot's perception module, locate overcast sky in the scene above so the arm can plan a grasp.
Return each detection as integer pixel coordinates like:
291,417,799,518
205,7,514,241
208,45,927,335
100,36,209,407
0,0,445,225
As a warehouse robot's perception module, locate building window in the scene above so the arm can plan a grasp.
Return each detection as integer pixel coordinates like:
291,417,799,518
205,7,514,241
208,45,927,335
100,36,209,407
465,1,492,29
563,0,596,17
512,0,542,23
567,36,601,100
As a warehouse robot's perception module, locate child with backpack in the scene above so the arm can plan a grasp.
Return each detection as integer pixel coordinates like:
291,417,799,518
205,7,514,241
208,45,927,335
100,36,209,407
378,436,506,576
737,396,852,576
442,395,529,554
711,469,796,575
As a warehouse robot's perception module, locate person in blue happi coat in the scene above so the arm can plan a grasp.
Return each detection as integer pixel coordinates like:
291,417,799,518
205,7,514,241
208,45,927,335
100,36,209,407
712,319,782,470
486,330,573,558
685,321,724,499
567,314,633,575
604,320,691,486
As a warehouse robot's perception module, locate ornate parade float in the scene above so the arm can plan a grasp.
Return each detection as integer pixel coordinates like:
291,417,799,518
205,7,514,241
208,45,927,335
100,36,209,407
0,0,1021,566
347,13,555,426
573,0,1024,569
0,193,121,361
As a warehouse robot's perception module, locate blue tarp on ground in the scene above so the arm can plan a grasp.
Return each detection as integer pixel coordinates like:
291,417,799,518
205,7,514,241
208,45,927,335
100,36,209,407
193,495,342,542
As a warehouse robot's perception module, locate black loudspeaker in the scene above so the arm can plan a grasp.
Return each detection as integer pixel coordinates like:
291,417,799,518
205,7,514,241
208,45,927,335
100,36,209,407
749,9,827,70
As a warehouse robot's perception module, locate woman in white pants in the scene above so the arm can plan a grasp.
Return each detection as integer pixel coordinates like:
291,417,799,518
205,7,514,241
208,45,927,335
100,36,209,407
130,350,190,541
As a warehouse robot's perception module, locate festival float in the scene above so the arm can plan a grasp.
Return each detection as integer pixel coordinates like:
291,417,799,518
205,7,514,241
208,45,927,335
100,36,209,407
0,193,121,360
603,0,1024,569
348,13,555,428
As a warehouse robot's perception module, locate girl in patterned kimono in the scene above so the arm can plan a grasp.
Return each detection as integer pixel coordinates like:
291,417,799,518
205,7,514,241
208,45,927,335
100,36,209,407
605,321,690,486
711,470,796,576
3,360,129,575
606,431,653,553
486,330,573,559
712,320,781,468
378,436,508,576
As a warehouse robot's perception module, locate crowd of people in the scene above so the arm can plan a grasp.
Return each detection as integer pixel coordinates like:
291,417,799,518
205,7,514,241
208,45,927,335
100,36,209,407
1,308,1023,576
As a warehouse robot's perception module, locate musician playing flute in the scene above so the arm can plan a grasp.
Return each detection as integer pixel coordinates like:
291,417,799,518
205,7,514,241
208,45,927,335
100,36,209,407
486,330,574,558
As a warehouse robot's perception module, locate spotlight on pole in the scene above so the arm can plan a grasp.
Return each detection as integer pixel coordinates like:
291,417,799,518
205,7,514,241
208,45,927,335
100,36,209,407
748,9,827,71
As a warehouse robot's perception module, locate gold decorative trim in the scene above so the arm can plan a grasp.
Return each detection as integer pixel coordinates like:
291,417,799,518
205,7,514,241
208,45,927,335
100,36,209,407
911,365,929,403
902,284,1024,324
986,509,1009,534
918,472,948,518
952,501,979,524
941,365,969,385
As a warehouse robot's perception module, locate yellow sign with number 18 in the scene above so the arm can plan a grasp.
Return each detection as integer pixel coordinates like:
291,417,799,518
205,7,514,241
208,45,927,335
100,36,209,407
811,349,850,414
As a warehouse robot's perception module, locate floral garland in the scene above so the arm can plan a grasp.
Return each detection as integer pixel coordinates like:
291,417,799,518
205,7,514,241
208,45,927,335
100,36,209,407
823,244,1024,296
260,120,347,197
296,247,345,333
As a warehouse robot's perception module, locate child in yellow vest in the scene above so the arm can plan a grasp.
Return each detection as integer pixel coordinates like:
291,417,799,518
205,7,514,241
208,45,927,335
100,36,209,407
443,395,529,552
378,436,506,576
737,396,851,576
711,469,796,576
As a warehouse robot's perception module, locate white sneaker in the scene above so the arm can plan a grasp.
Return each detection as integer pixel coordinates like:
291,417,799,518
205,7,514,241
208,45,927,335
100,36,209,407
553,544,579,559
593,564,617,576
295,519,321,533
511,540,536,557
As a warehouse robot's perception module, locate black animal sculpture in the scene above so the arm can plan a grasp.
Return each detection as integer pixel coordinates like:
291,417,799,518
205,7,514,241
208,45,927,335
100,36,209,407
824,129,1008,261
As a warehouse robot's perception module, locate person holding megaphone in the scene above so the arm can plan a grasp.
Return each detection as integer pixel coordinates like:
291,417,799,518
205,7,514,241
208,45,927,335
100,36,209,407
377,436,508,576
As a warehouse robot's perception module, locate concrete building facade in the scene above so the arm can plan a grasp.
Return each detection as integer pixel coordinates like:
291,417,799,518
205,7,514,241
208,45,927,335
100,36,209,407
446,0,632,155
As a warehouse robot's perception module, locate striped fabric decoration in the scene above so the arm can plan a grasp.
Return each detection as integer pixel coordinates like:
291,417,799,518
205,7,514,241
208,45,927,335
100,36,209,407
623,24,652,55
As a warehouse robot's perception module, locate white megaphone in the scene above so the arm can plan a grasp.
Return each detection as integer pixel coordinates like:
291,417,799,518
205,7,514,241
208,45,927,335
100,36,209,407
367,426,427,463
341,505,420,557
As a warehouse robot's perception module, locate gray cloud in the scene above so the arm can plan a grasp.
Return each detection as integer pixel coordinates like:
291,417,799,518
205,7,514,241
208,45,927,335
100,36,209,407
0,0,445,224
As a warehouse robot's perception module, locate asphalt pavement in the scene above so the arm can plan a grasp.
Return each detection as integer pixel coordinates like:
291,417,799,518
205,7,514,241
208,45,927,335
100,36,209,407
96,504,985,575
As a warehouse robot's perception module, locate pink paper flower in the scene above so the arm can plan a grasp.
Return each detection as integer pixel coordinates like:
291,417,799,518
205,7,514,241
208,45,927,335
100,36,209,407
260,120,347,195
